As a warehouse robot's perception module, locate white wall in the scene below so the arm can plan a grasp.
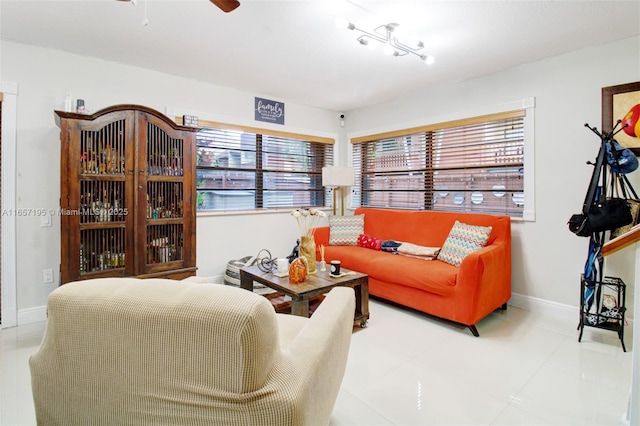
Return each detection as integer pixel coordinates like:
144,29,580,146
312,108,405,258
2,36,639,323
346,36,640,317
1,41,339,316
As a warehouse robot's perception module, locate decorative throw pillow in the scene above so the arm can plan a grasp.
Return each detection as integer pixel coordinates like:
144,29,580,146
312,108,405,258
437,221,492,267
329,214,365,245
357,234,382,250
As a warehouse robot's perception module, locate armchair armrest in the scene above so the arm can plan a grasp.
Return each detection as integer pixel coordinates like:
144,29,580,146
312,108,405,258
276,287,355,425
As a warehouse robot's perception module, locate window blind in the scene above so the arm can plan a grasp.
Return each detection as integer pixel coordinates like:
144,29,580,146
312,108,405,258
196,125,333,211
352,111,525,216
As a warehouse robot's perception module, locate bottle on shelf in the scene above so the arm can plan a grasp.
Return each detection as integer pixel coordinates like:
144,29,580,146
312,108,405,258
64,94,73,113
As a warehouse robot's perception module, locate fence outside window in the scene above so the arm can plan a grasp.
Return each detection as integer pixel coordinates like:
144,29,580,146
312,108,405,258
352,110,525,217
195,122,334,211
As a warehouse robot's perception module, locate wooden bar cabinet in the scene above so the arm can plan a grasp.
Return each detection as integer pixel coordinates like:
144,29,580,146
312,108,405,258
56,104,197,284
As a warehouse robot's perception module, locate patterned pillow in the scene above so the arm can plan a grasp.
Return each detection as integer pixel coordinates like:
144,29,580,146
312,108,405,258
357,234,382,250
437,221,492,267
329,214,365,245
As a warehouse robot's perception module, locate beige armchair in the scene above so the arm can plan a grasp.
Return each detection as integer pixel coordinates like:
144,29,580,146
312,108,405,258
29,278,355,425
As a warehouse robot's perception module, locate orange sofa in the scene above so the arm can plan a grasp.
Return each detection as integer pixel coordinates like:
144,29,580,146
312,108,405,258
313,207,512,336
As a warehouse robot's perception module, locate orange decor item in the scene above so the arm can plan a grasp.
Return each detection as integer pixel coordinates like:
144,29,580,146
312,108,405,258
288,257,308,284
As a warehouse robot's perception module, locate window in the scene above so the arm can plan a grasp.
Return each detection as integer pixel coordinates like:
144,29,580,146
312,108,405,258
195,121,334,211
352,110,526,217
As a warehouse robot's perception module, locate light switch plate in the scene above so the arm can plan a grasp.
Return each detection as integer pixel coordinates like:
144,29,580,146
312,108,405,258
41,214,52,227
43,269,54,284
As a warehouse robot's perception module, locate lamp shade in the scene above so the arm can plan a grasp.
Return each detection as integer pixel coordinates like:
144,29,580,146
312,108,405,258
322,166,355,187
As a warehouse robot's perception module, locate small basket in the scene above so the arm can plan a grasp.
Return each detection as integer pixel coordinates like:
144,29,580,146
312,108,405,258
223,256,255,286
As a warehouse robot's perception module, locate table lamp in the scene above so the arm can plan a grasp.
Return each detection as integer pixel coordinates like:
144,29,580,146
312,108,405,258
322,166,355,215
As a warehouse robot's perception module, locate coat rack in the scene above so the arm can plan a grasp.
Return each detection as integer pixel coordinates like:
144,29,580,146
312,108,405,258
576,119,633,351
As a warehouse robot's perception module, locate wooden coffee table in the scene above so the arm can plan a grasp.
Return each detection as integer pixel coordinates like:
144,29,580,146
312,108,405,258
240,263,370,327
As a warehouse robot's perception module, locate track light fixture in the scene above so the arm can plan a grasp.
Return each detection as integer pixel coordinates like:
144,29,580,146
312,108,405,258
336,18,434,65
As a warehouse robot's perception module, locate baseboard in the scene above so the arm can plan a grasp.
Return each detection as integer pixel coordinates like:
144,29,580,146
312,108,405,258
509,292,634,324
11,290,630,327
0,308,17,328
17,305,47,325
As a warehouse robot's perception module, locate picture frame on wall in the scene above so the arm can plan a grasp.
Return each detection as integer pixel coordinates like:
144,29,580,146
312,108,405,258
602,81,640,156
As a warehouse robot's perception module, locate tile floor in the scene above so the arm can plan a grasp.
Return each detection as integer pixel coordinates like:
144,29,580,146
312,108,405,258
1,299,633,425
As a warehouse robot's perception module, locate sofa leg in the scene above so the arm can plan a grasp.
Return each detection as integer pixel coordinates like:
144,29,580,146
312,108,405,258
501,303,508,310
468,325,480,337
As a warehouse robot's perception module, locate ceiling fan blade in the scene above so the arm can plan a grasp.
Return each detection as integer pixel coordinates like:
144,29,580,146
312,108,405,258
210,0,240,13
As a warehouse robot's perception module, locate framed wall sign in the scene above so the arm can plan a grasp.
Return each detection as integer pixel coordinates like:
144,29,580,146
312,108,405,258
255,97,285,125
602,81,640,156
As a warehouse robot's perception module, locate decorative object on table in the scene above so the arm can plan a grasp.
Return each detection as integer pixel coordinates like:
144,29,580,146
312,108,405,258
291,208,326,274
299,236,317,274
286,239,300,264
288,257,308,284
322,166,355,215
319,244,326,271
330,260,341,276
276,258,289,275
255,248,277,273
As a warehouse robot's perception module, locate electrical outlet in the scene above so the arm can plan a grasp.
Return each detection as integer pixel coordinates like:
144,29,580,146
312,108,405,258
43,268,54,284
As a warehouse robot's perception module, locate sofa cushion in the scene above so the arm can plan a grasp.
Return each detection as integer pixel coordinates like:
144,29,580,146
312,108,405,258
324,246,458,296
365,254,458,295
329,214,364,245
437,221,492,267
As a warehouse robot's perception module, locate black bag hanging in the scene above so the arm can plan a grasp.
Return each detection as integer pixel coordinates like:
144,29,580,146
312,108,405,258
568,134,608,237
568,198,632,236
568,213,591,237
586,198,632,233
609,165,640,239
567,130,634,237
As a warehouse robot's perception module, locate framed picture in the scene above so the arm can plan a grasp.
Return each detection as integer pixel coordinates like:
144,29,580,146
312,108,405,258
602,81,640,155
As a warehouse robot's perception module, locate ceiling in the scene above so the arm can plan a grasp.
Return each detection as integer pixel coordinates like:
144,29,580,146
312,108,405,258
1,0,639,112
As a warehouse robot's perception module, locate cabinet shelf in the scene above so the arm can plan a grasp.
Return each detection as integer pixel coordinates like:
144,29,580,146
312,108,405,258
79,222,127,230
146,218,184,225
80,174,127,181
80,269,127,280
147,176,184,183
57,104,198,284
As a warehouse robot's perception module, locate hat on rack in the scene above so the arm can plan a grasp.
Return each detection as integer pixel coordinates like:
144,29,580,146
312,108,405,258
606,140,638,175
